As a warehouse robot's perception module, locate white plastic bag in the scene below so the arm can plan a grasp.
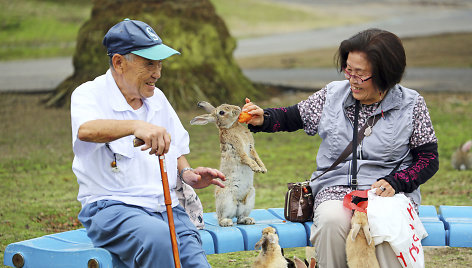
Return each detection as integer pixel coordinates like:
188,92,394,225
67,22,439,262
367,189,428,268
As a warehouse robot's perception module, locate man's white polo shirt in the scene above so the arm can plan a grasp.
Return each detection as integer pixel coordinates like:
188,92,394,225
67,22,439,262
71,69,190,213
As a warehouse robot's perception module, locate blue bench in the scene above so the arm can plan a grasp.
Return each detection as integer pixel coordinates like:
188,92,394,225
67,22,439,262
418,205,447,246
4,206,470,268
438,205,472,247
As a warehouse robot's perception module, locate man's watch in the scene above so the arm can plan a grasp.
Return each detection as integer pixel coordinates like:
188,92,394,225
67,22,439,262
179,167,194,179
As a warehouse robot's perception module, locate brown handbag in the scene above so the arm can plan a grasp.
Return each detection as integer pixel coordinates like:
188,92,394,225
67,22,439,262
283,106,381,222
284,181,314,222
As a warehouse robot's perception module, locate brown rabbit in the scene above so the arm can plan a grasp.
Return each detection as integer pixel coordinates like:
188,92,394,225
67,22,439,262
346,210,380,268
451,140,472,170
253,227,288,268
292,246,317,268
293,256,316,268
190,101,266,227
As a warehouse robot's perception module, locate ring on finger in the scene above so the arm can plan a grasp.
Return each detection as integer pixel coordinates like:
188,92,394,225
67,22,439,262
379,186,386,192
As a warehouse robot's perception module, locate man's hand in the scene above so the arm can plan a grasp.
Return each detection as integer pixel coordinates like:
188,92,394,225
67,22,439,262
133,121,171,156
181,167,226,189
78,119,170,156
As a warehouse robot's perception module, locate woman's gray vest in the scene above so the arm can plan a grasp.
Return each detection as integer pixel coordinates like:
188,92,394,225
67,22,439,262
309,80,421,205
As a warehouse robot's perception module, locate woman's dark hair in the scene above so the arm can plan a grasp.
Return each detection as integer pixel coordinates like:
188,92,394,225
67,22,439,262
336,28,406,92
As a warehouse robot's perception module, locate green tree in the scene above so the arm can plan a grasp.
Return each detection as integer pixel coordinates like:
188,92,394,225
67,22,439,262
45,0,261,109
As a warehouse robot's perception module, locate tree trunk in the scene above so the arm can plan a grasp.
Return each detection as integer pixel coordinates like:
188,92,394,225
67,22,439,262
45,0,262,109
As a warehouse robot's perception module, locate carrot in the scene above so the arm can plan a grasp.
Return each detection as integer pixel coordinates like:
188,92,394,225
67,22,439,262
238,111,252,123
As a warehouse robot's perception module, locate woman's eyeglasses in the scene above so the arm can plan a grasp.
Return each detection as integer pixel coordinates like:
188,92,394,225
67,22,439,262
344,68,373,84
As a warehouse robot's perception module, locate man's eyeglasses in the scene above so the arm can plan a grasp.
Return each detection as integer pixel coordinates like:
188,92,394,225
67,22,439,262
344,68,373,84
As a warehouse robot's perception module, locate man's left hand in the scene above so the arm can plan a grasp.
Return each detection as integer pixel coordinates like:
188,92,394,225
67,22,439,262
182,167,226,189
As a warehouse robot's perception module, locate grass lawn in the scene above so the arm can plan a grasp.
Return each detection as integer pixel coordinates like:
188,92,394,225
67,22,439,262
0,0,91,61
1,0,471,267
1,90,471,267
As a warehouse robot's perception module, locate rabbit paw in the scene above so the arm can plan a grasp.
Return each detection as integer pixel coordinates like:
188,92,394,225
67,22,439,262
218,218,234,227
237,216,255,225
260,166,267,173
252,165,266,173
249,164,261,172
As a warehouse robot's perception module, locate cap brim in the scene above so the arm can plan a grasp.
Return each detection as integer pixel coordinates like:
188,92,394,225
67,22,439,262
131,44,180,60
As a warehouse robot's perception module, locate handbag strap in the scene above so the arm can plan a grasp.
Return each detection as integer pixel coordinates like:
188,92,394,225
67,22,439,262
311,109,382,182
351,100,360,189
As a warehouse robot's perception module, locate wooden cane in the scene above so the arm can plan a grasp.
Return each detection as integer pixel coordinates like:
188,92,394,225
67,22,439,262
133,138,181,268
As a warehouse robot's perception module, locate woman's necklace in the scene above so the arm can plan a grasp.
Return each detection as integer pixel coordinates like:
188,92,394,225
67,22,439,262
364,113,375,137
364,91,385,137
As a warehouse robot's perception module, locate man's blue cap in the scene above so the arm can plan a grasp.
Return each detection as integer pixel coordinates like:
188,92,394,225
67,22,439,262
103,19,180,60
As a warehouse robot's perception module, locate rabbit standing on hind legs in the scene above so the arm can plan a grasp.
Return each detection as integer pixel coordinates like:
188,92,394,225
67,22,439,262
190,101,266,227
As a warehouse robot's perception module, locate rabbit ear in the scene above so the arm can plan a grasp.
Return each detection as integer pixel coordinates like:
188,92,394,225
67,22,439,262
350,223,361,241
254,238,263,250
197,101,215,113
363,224,373,245
462,140,472,152
308,258,316,268
190,114,215,125
293,256,307,268
255,237,269,252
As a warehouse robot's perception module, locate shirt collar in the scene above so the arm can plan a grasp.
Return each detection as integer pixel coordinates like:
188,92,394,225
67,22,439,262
343,83,403,114
106,69,162,113
142,92,162,113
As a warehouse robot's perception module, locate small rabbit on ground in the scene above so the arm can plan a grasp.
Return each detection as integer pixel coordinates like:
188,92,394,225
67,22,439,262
190,101,266,227
293,256,316,268
280,248,317,268
291,246,316,268
451,140,472,170
346,210,380,268
253,227,288,268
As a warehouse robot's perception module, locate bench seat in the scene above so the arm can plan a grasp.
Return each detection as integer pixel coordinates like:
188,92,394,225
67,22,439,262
4,206,468,267
418,205,447,246
438,205,472,247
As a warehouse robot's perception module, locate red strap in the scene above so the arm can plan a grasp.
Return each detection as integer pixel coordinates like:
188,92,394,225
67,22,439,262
343,190,369,213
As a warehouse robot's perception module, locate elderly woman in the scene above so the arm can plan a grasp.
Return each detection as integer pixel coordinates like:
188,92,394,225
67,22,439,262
243,28,439,268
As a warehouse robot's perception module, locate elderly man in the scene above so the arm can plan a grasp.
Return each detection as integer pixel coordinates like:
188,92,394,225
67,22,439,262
71,19,225,268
